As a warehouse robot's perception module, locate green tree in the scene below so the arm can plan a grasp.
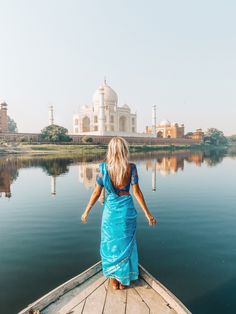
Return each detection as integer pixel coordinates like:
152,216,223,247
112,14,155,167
185,132,193,138
7,116,18,133
228,135,236,143
40,124,72,142
204,128,228,146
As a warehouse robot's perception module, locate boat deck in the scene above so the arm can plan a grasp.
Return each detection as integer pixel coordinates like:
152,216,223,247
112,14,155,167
19,261,191,314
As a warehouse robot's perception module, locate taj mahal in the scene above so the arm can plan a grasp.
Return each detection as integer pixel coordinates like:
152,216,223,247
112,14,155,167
73,80,138,136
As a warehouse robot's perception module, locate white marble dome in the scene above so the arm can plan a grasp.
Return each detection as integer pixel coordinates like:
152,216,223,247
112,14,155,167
93,80,118,105
73,79,137,135
160,119,171,126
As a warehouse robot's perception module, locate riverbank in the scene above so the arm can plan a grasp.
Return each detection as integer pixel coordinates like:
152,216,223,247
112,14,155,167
0,142,215,157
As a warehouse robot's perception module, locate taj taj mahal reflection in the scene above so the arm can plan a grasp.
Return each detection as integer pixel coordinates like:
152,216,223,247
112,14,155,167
0,150,230,199
77,153,204,195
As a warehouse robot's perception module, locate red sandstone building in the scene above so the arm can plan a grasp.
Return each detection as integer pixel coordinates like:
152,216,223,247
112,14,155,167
0,102,8,133
146,120,185,138
191,128,204,140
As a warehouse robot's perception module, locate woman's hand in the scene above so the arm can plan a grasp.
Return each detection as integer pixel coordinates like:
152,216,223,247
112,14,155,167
81,212,88,223
146,213,157,226
81,185,103,224
132,184,157,227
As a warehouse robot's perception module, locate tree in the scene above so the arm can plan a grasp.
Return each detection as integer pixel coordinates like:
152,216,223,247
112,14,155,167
204,128,228,146
185,132,193,138
7,116,18,133
228,135,236,143
40,124,72,142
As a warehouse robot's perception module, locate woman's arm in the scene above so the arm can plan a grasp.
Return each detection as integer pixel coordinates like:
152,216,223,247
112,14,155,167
81,184,103,223
132,183,157,226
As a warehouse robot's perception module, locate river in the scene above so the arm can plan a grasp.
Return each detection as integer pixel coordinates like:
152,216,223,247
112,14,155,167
0,148,235,314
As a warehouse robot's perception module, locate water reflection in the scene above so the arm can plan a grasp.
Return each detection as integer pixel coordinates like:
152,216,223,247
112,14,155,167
1,147,235,314
0,147,234,199
0,166,18,198
78,163,105,203
41,159,70,196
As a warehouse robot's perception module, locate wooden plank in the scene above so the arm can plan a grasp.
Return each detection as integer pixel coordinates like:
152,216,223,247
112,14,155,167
103,279,127,314
139,265,191,314
134,279,171,314
20,262,190,314
126,287,149,314
43,272,104,314
82,279,108,314
19,261,102,314
69,300,85,314
58,275,107,314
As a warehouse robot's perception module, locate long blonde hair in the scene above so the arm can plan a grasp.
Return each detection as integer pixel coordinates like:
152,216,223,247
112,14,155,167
106,137,130,186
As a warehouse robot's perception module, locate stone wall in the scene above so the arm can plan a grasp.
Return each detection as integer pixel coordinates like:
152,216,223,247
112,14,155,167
0,132,202,145
0,132,40,142
70,134,202,145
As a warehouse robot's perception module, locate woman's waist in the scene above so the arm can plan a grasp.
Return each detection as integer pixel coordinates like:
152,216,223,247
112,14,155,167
117,191,130,196
105,191,133,202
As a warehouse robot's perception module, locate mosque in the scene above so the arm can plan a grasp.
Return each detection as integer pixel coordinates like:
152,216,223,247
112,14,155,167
73,80,137,136
146,119,185,138
145,105,185,138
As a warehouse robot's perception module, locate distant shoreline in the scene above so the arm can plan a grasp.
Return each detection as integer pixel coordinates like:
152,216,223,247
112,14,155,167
0,142,231,157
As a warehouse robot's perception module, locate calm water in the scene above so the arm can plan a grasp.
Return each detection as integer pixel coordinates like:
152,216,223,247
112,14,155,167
0,148,236,314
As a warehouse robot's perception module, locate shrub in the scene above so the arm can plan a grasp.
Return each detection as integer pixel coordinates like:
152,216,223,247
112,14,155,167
82,136,93,144
40,125,72,143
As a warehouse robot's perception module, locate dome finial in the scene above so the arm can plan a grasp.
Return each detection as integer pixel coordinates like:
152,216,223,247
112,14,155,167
104,76,107,85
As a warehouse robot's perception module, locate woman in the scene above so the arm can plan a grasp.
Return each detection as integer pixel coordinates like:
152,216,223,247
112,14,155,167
81,137,157,290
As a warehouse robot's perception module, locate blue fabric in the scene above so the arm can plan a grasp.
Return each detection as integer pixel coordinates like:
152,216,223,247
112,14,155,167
96,163,139,191
99,162,139,285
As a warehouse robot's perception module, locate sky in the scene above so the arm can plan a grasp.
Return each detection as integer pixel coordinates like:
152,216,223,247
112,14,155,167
0,0,235,135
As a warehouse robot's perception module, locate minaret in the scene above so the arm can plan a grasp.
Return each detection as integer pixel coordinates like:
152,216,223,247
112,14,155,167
49,105,54,125
152,159,157,192
152,105,157,136
98,85,105,135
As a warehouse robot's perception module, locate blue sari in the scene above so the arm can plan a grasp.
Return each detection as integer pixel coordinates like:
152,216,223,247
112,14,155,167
98,162,139,286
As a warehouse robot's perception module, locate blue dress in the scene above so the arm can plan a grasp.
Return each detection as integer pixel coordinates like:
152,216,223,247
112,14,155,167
96,162,139,285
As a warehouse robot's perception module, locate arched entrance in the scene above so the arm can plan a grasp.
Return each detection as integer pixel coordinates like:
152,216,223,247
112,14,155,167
82,116,90,132
119,116,127,132
157,130,163,138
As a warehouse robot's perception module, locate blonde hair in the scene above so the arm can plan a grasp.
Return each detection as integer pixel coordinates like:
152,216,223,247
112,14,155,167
106,137,130,186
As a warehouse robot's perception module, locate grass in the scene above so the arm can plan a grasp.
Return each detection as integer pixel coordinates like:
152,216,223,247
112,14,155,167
0,141,229,157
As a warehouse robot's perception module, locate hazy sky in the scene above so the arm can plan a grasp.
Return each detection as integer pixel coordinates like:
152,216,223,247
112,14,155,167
0,0,235,135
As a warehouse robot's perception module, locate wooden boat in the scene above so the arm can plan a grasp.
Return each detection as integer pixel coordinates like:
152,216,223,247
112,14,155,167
19,261,191,314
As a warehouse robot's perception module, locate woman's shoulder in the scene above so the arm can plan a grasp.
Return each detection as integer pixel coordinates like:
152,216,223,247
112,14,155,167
129,162,137,169
98,161,107,172
129,162,138,184
129,163,138,176
99,161,106,166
